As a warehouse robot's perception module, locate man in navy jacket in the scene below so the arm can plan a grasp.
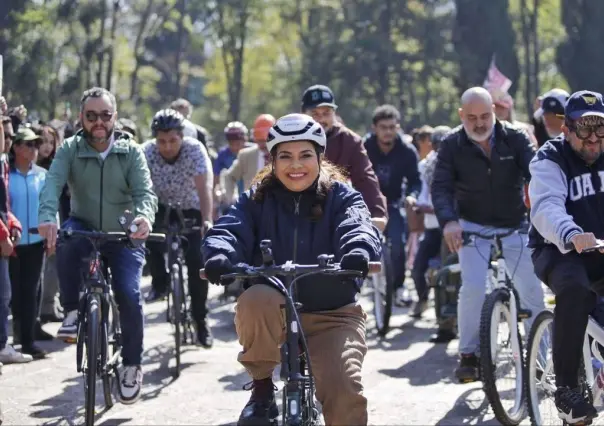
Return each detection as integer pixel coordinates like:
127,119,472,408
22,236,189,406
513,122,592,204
529,90,604,424
364,104,421,301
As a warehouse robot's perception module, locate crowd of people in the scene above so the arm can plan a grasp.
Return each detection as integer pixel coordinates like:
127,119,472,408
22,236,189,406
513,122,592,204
1,78,601,425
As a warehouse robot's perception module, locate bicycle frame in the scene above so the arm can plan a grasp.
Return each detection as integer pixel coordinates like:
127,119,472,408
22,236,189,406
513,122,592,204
583,316,604,403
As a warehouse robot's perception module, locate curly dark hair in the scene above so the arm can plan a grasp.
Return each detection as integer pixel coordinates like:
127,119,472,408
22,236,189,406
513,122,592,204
250,159,348,221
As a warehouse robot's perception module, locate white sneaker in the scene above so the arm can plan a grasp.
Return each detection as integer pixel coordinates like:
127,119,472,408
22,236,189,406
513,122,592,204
118,365,143,404
57,310,79,342
0,345,33,364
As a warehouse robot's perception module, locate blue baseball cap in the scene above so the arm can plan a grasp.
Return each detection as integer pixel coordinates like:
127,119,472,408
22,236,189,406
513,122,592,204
565,90,604,120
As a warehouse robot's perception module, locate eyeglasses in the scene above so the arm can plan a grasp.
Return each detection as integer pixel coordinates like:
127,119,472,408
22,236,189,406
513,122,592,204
85,111,113,123
569,124,604,140
3,133,13,141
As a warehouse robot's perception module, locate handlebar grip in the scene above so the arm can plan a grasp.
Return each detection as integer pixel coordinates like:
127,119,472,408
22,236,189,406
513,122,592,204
564,242,575,251
147,233,166,242
29,228,39,234
368,261,382,275
200,268,207,280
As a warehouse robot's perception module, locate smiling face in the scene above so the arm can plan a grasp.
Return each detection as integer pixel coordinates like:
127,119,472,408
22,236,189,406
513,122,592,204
273,141,320,192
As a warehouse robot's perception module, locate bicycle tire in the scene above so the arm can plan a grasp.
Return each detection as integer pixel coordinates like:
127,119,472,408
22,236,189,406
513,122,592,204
171,263,182,377
102,296,119,409
373,241,394,337
479,288,525,425
526,309,555,426
85,294,101,426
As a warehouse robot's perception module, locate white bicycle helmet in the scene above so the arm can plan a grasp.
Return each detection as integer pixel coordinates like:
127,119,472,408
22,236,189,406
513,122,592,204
266,113,326,153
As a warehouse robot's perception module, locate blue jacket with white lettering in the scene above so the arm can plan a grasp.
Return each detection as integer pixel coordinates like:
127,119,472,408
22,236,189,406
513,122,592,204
528,136,604,253
202,179,382,312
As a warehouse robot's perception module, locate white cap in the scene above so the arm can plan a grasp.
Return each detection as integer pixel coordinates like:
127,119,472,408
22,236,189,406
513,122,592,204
534,88,570,120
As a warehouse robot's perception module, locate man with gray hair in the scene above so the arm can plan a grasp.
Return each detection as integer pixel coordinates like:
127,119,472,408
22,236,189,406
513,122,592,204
431,87,545,382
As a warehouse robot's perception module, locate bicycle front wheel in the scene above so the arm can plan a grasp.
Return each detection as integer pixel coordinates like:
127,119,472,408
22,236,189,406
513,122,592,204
171,263,182,377
373,242,394,337
479,289,525,425
84,294,101,426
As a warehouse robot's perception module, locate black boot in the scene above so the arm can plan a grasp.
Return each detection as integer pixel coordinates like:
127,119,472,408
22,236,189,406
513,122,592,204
196,321,213,349
455,353,480,383
238,378,279,426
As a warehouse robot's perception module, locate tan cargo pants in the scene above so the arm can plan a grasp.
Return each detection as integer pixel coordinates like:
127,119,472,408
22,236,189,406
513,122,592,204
234,284,368,426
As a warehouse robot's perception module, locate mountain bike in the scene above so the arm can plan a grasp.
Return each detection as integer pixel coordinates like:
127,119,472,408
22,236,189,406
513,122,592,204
155,203,201,377
525,240,604,426
201,240,381,426
31,215,165,426
462,228,531,426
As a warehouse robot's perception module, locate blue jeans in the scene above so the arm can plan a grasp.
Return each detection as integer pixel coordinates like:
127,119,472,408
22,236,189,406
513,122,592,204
385,204,406,289
0,258,10,349
57,218,145,365
457,219,545,354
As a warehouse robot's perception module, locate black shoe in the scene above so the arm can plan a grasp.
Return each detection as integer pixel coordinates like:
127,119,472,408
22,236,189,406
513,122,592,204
21,344,48,360
145,289,167,303
455,353,480,383
555,386,598,424
238,378,279,426
429,329,456,343
35,322,54,341
40,312,64,324
197,321,214,349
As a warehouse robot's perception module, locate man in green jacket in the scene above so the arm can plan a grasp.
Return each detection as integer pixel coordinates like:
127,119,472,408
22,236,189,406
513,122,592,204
37,87,157,404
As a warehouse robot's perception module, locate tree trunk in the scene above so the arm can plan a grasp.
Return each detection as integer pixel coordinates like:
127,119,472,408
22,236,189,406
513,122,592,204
174,0,187,97
520,0,533,115
96,0,107,87
105,0,119,91
531,0,540,99
130,0,156,100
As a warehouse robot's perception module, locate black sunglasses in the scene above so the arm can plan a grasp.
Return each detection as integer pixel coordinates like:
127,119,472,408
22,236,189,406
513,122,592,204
3,133,13,141
568,124,604,140
85,111,113,123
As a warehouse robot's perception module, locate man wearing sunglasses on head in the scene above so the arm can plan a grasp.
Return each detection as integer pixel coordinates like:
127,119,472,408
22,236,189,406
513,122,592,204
36,87,157,405
529,90,604,424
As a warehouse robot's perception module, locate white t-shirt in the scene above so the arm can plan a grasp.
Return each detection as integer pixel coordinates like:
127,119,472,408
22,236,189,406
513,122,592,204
99,135,115,161
418,158,439,229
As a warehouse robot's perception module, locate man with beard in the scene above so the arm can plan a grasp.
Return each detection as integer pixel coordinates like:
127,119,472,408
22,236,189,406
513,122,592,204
528,90,604,424
364,105,421,305
431,87,545,382
301,85,387,226
37,87,157,404
532,88,569,147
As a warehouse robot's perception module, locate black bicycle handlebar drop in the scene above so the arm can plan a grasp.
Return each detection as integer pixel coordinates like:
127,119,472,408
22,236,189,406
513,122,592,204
29,227,166,243
461,226,529,247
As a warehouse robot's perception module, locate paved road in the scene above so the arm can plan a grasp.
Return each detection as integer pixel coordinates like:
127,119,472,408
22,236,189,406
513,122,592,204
1,279,542,425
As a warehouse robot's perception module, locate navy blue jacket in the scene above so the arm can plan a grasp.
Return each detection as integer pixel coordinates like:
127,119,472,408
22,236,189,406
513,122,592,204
202,180,382,312
364,133,421,204
528,136,604,253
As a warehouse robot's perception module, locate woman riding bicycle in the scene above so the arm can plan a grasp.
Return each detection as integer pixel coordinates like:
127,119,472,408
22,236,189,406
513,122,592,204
202,113,381,426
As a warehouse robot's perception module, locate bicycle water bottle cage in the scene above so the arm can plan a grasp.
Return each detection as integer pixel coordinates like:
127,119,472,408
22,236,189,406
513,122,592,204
260,240,274,266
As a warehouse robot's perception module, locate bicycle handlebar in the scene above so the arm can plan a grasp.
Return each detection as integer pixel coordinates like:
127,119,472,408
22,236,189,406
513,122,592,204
199,261,381,281
29,228,166,243
563,240,604,253
461,227,528,246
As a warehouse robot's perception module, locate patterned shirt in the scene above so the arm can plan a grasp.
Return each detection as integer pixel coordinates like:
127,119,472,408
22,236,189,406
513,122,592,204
142,136,209,210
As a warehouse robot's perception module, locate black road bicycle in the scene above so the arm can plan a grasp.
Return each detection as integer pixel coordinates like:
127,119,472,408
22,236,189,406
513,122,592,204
156,203,202,377
31,213,165,426
201,240,380,426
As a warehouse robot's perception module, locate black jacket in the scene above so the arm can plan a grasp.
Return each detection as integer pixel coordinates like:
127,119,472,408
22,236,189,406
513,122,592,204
364,133,421,204
431,120,535,229
202,181,382,312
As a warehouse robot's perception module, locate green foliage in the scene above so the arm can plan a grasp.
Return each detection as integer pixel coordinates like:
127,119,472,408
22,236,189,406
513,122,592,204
0,0,595,144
